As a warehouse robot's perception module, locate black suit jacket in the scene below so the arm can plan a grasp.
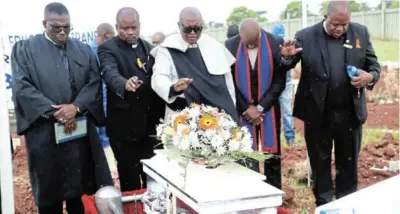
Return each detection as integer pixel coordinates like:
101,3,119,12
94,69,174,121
98,37,165,141
225,31,288,115
286,21,380,126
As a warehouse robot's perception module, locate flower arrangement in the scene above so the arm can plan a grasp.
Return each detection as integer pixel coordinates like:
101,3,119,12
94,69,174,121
156,103,268,166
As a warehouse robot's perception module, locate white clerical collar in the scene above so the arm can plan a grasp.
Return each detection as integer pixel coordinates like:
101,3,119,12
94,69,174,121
44,32,59,45
188,44,198,48
131,44,138,48
323,21,329,35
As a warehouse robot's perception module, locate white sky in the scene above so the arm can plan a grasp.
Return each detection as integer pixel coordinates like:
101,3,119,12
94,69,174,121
0,0,382,36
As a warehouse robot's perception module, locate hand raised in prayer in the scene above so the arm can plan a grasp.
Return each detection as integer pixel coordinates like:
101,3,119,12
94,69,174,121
63,118,77,135
280,40,302,57
350,69,374,88
243,105,264,125
125,76,142,92
52,104,77,123
174,78,193,92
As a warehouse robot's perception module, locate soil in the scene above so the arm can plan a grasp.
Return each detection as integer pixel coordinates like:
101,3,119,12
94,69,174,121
294,102,399,135
281,131,399,214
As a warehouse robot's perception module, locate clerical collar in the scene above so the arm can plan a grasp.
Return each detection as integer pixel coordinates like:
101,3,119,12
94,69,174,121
44,32,66,48
132,44,138,48
188,44,198,48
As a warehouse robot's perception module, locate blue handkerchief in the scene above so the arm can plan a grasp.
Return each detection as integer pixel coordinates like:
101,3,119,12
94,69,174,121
54,117,87,144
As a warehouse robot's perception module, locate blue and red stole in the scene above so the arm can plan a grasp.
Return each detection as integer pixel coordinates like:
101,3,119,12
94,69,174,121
235,31,278,153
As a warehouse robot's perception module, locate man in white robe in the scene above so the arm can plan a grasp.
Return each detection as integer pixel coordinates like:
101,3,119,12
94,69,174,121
151,7,238,122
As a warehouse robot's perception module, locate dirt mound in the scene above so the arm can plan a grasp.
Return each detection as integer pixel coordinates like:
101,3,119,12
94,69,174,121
12,139,37,214
281,132,399,213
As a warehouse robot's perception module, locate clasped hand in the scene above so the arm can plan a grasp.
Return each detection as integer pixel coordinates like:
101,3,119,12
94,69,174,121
243,105,264,125
52,104,78,135
174,78,193,92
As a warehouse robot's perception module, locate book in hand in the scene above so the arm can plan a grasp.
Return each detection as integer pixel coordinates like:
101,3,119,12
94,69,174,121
54,117,87,144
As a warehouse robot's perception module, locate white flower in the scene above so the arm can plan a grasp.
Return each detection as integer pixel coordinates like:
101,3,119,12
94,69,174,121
210,135,224,149
228,140,241,151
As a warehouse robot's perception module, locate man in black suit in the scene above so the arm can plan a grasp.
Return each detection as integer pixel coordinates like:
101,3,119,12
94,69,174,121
225,18,291,190
280,1,380,206
98,7,165,191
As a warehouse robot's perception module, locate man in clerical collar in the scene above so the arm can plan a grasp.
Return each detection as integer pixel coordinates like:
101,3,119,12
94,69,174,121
151,7,238,123
279,0,381,206
98,7,165,192
11,2,112,213
90,23,115,149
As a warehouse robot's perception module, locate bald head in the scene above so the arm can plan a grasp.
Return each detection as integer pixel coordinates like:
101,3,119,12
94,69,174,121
179,7,202,23
325,0,350,39
97,23,114,36
327,0,350,16
116,7,139,24
239,18,261,49
96,23,115,45
152,32,165,46
178,7,204,45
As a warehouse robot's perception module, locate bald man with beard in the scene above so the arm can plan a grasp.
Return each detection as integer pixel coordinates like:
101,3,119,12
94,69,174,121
225,18,294,190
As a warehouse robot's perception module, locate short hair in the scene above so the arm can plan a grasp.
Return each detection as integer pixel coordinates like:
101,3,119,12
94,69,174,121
179,7,202,23
97,23,114,36
327,0,350,16
227,24,239,38
152,32,166,42
116,7,139,24
44,2,69,19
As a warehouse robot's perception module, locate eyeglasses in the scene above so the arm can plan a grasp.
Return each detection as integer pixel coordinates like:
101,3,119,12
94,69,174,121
179,23,203,34
48,23,73,33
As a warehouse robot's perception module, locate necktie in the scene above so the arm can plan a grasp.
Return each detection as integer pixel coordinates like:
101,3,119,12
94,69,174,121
58,47,77,100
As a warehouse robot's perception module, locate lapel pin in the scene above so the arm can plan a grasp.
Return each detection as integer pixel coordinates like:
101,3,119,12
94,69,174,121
343,44,353,49
356,39,361,48
346,39,350,43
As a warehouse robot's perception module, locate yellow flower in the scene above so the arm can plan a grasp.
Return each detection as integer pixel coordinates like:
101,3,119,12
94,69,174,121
190,103,200,108
173,115,186,131
199,115,217,130
232,129,243,141
177,124,190,135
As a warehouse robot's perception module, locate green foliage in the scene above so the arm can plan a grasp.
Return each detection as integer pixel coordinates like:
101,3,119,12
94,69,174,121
280,1,316,19
226,6,267,25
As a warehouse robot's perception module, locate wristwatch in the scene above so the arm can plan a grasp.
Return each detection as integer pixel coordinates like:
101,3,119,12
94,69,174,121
256,104,264,113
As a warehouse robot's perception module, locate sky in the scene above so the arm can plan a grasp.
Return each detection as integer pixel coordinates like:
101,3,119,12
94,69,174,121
0,0,383,36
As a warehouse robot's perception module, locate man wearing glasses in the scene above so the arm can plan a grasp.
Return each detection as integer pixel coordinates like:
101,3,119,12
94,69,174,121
151,7,239,123
98,7,165,192
11,2,112,213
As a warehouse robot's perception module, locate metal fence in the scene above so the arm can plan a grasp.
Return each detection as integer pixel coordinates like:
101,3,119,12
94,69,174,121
203,9,399,42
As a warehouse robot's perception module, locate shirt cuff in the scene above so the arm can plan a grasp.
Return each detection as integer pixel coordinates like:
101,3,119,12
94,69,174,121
169,85,183,98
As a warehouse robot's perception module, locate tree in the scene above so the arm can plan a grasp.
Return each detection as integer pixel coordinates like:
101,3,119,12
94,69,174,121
376,0,399,9
359,2,371,11
319,0,361,15
226,6,267,25
280,1,316,19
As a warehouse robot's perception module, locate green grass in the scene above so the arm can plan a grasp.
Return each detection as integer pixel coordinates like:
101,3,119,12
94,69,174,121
371,39,399,62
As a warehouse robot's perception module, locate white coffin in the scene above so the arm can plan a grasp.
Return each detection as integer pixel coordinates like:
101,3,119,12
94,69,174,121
315,175,400,214
141,149,284,214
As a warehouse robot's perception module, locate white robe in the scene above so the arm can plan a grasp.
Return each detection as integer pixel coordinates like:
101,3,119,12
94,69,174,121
150,33,236,122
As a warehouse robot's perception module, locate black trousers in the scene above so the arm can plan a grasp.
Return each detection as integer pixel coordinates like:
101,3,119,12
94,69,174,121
110,136,157,192
38,197,83,214
238,124,282,190
305,111,362,206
